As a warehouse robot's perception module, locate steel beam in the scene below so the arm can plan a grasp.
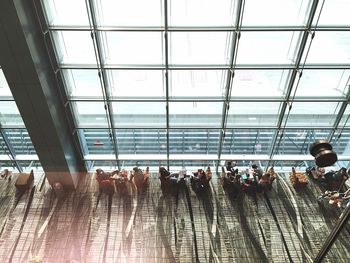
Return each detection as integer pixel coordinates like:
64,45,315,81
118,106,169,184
86,0,121,170
217,0,245,169
314,205,350,263
267,0,321,168
0,0,86,188
164,0,170,170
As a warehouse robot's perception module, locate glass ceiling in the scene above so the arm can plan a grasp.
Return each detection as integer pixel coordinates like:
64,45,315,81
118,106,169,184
0,69,41,172
18,0,350,170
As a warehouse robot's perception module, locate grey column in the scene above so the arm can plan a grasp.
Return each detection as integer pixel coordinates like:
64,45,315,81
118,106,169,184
0,0,86,189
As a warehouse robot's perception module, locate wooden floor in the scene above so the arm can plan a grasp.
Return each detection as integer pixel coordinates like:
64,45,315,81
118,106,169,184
0,172,349,263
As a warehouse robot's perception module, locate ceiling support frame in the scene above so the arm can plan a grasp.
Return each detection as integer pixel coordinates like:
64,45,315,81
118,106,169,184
267,0,321,168
217,0,245,173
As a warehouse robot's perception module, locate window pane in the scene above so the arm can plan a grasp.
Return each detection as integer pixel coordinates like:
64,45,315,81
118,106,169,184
95,0,163,27
169,102,223,128
295,70,350,98
169,129,220,154
52,31,96,65
4,129,36,155
17,161,42,171
0,133,10,155
284,102,341,127
42,0,89,26
169,160,216,170
332,129,350,156
0,69,12,97
103,32,164,65
338,104,350,128
231,70,290,98
80,129,114,155
116,129,167,154
112,102,166,128
118,160,163,169
227,102,283,127
169,32,232,65
169,70,226,98
72,102,109,128
109,70,165,98
316,0,350,26
63,69,103,99
0,101,24,127
236,32,302,65
242,0,311,26
305,32,350,64
274,129,331,155
169,0,236,27
88,160,118,170
222,129,274,155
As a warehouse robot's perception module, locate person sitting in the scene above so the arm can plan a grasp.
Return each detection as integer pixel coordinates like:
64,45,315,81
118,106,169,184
0,169,11,180
132,166,142,180
316,167,326,179
205,167,212,182
112,169,130,195
307,166,326,181
221,165,239,189
144,166,150,181
193,169,205,179
120,169,129,180
258,166,276,193
241,168,258,192
259,167,276,191
268,166,277,183
290,167,308,188
319,188,350,207
159,166,172,186
226,161,236,174
251,164,263,180
321,167,349,190
323,168,345,183
191,168,208,191
133,166,150,192
95,168,118,194
96,168,119,181
259,173,271,186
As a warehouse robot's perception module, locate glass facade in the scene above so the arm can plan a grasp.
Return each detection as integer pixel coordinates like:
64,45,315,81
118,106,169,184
5,0,349,170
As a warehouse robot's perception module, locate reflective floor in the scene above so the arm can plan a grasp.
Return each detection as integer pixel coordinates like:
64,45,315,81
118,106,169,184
0,173,349,263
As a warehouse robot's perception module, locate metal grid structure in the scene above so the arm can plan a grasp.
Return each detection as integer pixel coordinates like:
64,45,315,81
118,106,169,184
2,0,350,171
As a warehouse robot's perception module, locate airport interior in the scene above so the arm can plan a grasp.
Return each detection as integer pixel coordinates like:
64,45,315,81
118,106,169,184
1,0,350,262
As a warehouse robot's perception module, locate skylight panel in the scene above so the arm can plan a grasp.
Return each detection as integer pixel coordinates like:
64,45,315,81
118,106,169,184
295,70,350,98
242,0,311,27
236,31,302,65
231,70,290,98
42,0,89,26
169,70,226,98
169,32,232,65
305,32,350,64
96,0,163,27
169,0,236,27
103,32,164,66
227,102,283,127
108,70,165,98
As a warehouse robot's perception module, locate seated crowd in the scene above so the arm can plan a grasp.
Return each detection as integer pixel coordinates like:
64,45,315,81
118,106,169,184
158,166,212,192
306,166,349,191
95,166,149,194
221,161,276,193
95,163,349,209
